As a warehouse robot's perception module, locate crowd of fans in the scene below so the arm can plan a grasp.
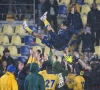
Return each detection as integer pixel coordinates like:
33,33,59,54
0,0,100,90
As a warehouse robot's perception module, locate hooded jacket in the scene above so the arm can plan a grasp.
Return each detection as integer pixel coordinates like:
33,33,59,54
0,72,18,90
24,63,45,90
52,61,68,90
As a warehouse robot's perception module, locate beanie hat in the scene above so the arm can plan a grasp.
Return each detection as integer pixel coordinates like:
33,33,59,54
7,65,16,72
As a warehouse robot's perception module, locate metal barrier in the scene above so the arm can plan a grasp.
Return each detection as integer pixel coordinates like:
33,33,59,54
0,0,35,23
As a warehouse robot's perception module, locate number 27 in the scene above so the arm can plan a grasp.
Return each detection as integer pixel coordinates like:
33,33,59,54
45,80,55,88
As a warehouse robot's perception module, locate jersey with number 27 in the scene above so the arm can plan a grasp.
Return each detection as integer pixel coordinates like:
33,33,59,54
42,74,59,90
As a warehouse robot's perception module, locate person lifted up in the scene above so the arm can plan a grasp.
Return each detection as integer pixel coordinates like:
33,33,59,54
23,12,79,51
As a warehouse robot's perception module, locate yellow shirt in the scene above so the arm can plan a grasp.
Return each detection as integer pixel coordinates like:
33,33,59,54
42,74,59,90
27,56,40,67
39,70,47,75
73,76,85,90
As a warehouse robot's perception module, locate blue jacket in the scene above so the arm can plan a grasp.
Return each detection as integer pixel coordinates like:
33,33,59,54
48,27,78,50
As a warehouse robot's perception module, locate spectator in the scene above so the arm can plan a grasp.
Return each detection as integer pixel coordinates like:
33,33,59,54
13,0,27,20
84,62,100,90
24,63,45,90
0,65,18,90
67,0,80,13
87,3,100,46
45,0,58,33
67,4,83,52
38,0,46,29
67,4,83,32
17,64,30,90
81,24,95,61
0,0,9,20
2,49,15,66
0,60,7,77
16,59,25,90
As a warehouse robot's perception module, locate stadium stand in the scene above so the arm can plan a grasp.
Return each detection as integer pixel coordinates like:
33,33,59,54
0,45,4,55
15,25,28,36
96,0,100,4
20,46,30,56
81,4,91,14
8,46,21,56
84,0,94,5
81,14,87,26
11,35,25,45
32,46,42,53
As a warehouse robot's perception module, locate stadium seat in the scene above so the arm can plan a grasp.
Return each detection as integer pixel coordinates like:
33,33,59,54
35,38,45,46
0,46,4,55
81,4,90,14
11,35,25,45
84,0,93,5
17,56,27,63
0,35,11,45
96,0,100,4
59,0,70,5
1,25,14,35
97,5,100,10
20,46,30,56
81,14,87,26
44,46,50,55
94,46,100,56
58,5,67,15
24,35,35,45
6,14,15,21
15,25,28,35
8,46,21,56
32,46,42,53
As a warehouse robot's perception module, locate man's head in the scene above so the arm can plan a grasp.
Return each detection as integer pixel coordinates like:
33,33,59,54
3,49,10,56
2,60,7,67
61,21,69,30
46,64,52,74
36,49,41,56
92,3,97,9
7,65,16,74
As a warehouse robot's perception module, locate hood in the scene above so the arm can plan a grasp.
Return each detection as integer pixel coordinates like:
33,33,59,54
30,63,39,73
52,61,63,73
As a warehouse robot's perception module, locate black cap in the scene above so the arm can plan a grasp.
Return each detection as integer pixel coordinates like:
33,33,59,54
3,48,10,54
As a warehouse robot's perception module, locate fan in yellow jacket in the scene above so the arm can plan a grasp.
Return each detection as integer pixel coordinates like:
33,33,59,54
0,65,18,90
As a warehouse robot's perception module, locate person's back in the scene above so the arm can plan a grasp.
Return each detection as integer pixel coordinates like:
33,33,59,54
42,74,59,90
0,65,18,90
24,63,45,90
73,75,85,90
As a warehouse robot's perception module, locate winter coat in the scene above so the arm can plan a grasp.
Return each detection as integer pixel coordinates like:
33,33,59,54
87,8,100,32
81,33,95,53
0,72,18,90
24,63,45,90
67,12,83,30
17,68,28,90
